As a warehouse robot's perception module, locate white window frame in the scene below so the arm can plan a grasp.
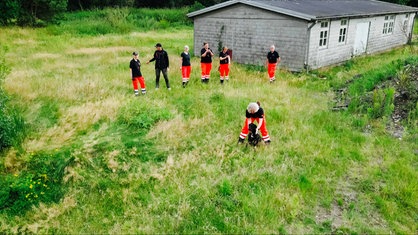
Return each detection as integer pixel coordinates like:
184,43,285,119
319,20,330,48
383,15,395,35
338,19,348,44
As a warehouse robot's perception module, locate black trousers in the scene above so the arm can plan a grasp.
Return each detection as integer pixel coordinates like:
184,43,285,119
155,68,170,88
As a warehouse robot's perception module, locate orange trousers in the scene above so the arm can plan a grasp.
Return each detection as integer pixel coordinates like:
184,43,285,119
132,76,146,90
201,62,212,79
239,117,270,142
219,64,230,79
267,63,277,80
182,66,191,81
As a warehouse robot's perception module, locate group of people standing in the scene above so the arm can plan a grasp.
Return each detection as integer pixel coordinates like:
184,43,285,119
130,42,281,95
199,42,231,84
129,43,171,96
129,42,280,145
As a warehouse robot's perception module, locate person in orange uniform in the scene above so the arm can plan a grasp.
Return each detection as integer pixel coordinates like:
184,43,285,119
266,45,281,83
200,42,214,83
219,46,231,84
238,101,271,144
129,51,146,96
180,45,191,87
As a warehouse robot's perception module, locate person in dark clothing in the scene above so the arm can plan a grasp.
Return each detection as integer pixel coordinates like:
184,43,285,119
147,43,171,90
129,51,146,96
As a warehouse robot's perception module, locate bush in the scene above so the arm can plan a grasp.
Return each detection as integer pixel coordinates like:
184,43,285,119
188,1,205,12
0,0,19,25
129,7,192,30
0,0,68,26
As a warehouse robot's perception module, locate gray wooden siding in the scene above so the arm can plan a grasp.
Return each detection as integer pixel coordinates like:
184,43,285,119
192,4,415,71
193,4,308,71
367,13,415,54
308,18,364,69
307,13,416,69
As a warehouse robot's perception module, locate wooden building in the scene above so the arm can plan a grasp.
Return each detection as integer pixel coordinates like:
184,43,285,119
187,0,418,71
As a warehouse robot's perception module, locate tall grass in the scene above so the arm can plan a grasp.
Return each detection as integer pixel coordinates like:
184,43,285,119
47,7,192,36
0,49,25,150
0,11,417,234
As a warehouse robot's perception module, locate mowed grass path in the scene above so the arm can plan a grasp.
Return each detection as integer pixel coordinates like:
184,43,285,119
0,25,417,234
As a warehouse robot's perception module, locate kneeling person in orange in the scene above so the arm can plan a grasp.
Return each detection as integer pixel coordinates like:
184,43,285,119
238,102,271,144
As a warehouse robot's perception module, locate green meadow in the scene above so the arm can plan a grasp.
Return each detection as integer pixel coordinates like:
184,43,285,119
0,8,417,234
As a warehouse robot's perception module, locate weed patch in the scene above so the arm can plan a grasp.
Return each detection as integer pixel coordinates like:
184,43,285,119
329,56,418,138
0,150,73,215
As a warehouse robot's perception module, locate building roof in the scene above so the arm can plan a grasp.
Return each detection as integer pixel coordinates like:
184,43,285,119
187,0,418,21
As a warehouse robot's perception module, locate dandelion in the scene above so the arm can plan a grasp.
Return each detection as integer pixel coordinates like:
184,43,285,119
29,184,33,189
41,174,48,180
14,174,18,177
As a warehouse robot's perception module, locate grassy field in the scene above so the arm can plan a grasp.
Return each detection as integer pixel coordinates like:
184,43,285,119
0,9,417,234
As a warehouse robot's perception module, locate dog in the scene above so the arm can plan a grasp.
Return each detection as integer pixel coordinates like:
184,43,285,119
247,123,262,146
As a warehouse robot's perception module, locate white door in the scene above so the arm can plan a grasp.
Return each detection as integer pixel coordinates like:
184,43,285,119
353,22,370,56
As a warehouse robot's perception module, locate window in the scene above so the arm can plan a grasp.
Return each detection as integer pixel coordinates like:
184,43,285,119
382,15,395,35
338,19,348,43
319,21,329,47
